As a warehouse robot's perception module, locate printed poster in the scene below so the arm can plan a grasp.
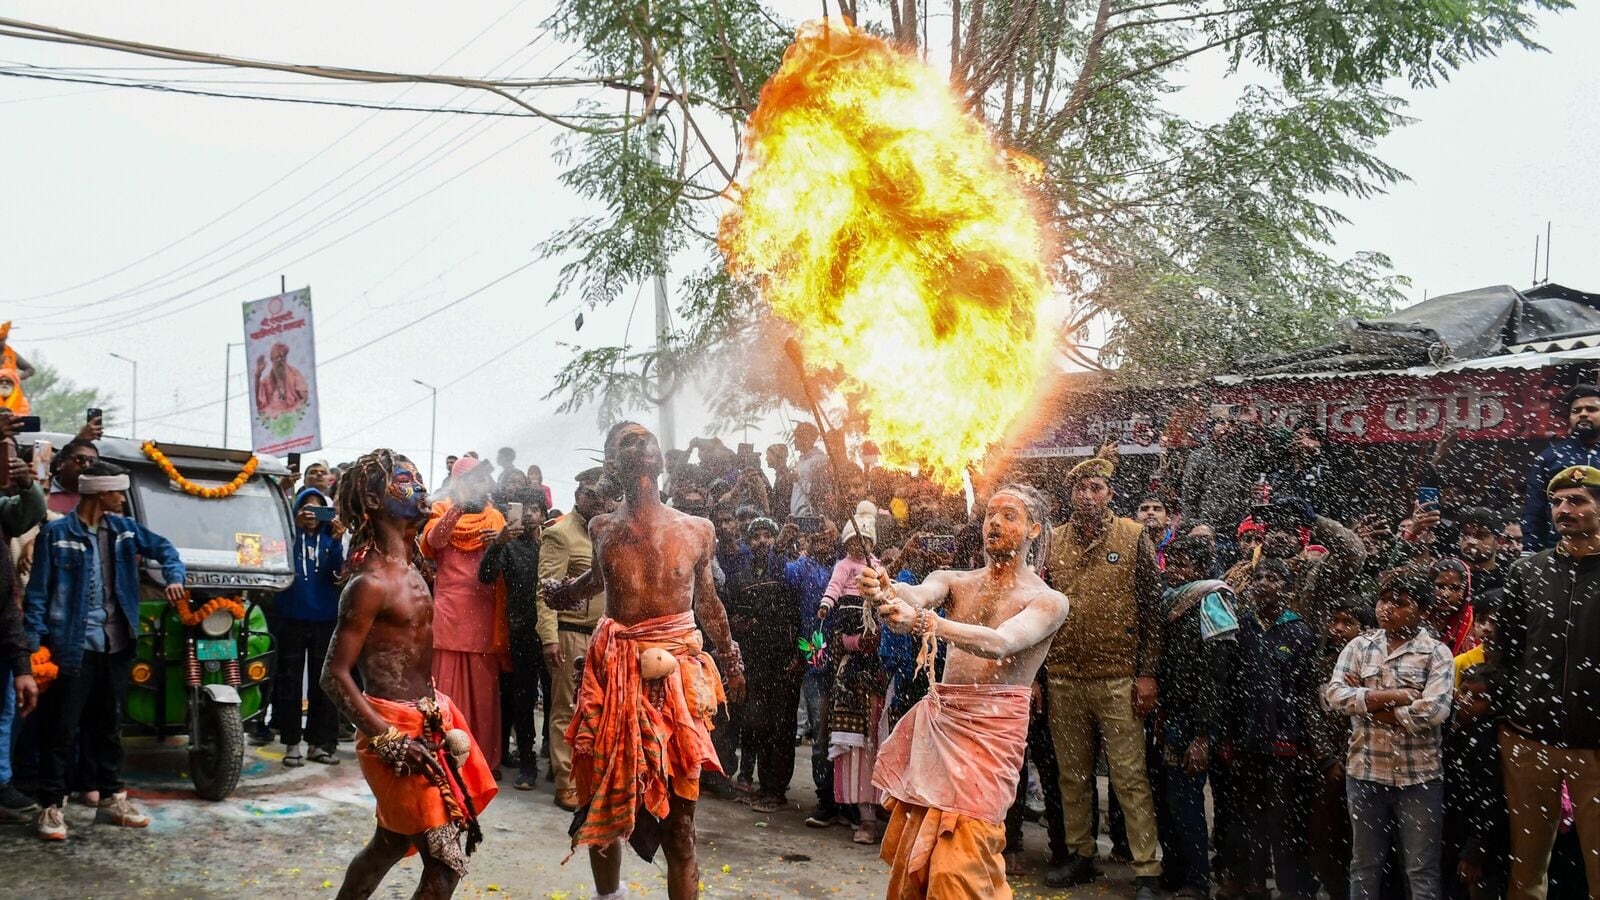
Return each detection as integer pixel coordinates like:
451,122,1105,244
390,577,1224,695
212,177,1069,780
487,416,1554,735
242,287,322,455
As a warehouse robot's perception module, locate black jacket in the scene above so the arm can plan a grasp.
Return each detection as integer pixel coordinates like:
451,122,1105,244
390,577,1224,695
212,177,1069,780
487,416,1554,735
1490,546,1600,748
478,538,542,636
1156,582,1238,748
724,549,800,671
1227,611,1318,754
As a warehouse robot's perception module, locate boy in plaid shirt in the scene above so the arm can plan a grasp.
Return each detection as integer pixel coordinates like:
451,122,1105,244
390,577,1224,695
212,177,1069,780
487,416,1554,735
1324,566,1454,900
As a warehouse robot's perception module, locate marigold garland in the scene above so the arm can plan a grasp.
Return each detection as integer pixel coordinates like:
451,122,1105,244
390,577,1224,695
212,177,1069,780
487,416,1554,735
30,647,58,691
142,441,259,499
171,592,248,627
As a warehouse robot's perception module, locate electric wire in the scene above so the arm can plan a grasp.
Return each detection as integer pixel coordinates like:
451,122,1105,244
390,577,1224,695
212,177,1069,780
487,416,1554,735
0,0,535,304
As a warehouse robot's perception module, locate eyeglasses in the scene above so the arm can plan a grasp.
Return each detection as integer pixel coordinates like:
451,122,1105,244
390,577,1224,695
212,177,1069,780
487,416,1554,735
66,454,96,466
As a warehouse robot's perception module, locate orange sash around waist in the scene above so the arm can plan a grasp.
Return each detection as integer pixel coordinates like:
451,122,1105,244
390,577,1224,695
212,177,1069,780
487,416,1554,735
566,610,726,852
872,682,1031,825
355,691,498,837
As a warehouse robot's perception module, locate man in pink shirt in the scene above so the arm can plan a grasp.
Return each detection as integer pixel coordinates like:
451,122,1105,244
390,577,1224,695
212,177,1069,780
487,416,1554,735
421,457,508,772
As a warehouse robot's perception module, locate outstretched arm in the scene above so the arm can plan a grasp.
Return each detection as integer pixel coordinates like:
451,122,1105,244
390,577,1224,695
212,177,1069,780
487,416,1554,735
878,588,1068,660
544,518,609,610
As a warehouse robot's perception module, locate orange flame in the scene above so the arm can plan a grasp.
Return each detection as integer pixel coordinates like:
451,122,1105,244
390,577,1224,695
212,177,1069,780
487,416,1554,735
720,20,1056,488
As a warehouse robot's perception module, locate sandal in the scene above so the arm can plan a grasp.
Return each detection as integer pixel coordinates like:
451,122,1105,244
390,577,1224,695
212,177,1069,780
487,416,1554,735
750,796,784,813
282,747,304,768
852,823,877,844
307,746,340,766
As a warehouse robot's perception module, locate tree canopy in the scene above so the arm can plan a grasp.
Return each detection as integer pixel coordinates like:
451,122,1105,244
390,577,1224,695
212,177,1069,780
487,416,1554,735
535,0,1569,424
27,360,114,434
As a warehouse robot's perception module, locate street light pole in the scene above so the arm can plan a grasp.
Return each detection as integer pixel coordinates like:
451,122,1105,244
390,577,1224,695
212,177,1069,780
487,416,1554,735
109,353,138,435
222,341,243,447
413,379,437,489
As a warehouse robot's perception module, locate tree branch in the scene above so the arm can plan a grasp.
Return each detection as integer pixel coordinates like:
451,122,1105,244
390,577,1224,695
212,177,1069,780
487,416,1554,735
707,0,755,112
1032,0,1112,140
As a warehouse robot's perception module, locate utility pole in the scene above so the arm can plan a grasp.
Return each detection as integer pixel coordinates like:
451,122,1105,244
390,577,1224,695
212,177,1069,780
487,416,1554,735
413,379,438,490
222,341,243,446
649,109,677,452
109,353,138,435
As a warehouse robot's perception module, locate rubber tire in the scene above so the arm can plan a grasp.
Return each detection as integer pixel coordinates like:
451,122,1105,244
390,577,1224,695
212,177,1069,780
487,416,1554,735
189,697,245,801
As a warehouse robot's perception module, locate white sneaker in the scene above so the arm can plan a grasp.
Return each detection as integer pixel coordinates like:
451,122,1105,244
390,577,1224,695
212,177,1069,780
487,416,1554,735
36,805,66,841
95,792,150,828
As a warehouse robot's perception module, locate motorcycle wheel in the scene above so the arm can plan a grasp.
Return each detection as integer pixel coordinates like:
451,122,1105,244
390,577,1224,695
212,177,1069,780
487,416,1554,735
189,696,245,801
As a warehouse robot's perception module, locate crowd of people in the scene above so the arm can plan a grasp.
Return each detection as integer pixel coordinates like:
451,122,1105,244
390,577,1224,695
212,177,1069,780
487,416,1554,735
1,380,1599,899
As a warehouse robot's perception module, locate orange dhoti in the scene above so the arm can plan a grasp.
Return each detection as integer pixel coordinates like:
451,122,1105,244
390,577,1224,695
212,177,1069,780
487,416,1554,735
565,611,726,860
356,691,499,875
872,683,1031,899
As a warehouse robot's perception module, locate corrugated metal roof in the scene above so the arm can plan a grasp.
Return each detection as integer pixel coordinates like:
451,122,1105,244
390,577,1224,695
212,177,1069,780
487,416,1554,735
1212,344,1600,384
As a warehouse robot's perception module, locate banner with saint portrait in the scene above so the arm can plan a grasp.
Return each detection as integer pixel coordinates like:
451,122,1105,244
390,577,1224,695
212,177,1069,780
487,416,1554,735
242,287,322,455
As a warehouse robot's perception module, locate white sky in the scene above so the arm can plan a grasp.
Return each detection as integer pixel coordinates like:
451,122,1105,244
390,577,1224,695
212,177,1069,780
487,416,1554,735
0,1,1593,496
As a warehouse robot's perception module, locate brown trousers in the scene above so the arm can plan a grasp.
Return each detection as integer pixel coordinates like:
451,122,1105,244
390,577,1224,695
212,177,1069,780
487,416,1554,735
1500,725,1600,899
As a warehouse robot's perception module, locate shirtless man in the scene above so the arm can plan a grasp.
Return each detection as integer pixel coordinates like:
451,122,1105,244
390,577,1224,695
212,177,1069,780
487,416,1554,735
321,450,497,900
546,421,747,900
859,483,1070,899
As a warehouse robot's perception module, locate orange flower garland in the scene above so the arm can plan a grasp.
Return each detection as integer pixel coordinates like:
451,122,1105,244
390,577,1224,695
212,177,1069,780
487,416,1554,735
171,592,248,627
30,647,58,690
142,441,259,499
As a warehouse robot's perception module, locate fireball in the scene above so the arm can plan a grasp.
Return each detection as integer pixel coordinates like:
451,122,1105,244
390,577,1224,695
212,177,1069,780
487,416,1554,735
720,19,1057,488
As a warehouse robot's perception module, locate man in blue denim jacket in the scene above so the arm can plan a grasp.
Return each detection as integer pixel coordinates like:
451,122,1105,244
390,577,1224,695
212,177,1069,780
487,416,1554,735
23,462,186,841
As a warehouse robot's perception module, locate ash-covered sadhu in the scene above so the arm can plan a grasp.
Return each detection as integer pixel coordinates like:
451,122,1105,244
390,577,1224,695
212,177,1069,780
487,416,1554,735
860,484,1069,898
544,422,748,899
320,449,497,899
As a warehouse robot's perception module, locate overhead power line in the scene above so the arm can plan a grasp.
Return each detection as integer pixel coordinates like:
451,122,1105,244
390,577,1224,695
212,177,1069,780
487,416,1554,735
0,15,637,132
0,69,550,117
1,0,536,305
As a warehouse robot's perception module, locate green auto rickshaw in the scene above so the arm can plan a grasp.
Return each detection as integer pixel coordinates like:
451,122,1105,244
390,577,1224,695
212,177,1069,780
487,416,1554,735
44,434,290,800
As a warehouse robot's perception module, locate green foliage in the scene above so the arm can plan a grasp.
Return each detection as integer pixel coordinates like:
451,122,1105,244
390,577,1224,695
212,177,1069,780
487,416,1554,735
535,0,1568,422
26,359,115,434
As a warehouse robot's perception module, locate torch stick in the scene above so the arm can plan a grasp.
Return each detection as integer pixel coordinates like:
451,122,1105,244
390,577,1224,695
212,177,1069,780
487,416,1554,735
780,337,870,538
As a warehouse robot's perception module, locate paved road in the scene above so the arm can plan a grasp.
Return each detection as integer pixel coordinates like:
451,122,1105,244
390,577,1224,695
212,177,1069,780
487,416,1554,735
0,738,1141,899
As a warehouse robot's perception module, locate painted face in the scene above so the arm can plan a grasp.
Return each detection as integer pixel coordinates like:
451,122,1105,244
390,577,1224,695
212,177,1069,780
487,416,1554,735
382,460,429,522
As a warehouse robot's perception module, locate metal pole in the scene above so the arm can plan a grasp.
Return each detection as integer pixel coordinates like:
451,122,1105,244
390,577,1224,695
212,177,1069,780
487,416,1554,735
649,111,676,452
413,380,437,488
109,353,137,435
223,341,244,447
223,343,232,445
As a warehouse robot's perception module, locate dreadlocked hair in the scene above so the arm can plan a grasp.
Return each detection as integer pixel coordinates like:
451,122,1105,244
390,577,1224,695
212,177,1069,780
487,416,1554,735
335,448,406,576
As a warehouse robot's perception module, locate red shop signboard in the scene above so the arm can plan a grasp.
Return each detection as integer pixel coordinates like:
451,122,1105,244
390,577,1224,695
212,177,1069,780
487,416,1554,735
1211,368,1563,443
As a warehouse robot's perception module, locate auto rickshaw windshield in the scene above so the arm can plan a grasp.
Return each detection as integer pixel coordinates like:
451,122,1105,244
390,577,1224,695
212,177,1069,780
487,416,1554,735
131,474,292,572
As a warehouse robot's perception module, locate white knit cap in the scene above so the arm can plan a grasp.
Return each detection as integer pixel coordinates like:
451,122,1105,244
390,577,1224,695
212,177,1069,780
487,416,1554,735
839,500,878,546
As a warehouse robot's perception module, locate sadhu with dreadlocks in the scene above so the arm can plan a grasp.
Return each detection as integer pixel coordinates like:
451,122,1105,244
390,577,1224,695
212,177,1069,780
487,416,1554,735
320,449,497,899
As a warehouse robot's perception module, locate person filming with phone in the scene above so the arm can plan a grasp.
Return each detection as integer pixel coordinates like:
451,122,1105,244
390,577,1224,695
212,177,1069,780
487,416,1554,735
272,487,345,767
